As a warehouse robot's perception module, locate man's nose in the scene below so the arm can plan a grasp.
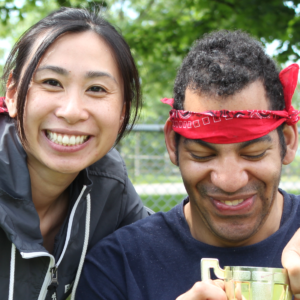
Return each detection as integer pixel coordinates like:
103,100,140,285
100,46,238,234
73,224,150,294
55,93,89,124
210,156,249,193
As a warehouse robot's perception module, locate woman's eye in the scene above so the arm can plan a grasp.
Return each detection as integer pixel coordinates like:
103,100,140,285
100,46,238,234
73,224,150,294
43,79,61,87
87,86,106,93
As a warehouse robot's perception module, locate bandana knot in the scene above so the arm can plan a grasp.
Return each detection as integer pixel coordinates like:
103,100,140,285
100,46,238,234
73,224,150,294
286,106,300,125
0,97,8,113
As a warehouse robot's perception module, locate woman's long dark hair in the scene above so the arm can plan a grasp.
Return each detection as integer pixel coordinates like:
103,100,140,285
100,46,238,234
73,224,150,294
2,7,141,145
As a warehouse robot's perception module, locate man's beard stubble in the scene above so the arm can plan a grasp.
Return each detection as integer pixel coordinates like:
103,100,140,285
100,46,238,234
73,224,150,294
190,180,280,244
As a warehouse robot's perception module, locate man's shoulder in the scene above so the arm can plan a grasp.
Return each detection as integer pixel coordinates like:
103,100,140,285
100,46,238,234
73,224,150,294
287,193,300,202
283,189,300,199
117,205,178,236
279,188,300,205
279,189,300,229
98,202,185,248
79,200,197,300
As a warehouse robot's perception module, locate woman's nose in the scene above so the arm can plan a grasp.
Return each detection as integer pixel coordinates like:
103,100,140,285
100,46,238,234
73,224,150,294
210,156,249,193
55,94,89,124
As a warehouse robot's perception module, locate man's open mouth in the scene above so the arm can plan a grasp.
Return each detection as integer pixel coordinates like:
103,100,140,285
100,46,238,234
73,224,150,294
219,199,245,206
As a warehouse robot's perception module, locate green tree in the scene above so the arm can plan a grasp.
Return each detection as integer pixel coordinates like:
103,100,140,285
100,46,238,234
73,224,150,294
110,0,300,119
1,0,300,119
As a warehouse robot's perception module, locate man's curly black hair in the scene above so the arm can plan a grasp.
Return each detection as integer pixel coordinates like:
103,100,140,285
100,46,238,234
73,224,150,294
173,30,286,160
174,30,284,110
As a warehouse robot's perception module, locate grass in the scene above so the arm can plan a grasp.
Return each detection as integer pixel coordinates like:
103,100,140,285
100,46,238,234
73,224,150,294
141,194,187,212
281,175,300,182
284,189,300,195
130,174,183,184
130,174,300,184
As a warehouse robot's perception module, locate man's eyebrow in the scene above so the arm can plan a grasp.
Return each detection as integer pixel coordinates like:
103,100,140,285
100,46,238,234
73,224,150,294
85,71,117,83
183,138,217,151
35,65,68,76
183,134,272,150
239,135,272,149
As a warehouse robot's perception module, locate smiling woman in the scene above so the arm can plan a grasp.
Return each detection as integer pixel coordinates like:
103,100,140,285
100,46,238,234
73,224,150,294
0,7,149,300
9,31,127,175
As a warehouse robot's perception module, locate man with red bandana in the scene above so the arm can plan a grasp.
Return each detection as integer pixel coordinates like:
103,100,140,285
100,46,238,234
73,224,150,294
77,30,300,300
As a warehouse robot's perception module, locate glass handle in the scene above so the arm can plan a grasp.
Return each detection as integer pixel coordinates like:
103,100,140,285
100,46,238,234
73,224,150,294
201,258,225,281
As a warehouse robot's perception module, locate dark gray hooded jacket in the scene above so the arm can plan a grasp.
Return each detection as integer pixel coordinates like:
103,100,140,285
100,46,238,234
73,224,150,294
0,114,149,300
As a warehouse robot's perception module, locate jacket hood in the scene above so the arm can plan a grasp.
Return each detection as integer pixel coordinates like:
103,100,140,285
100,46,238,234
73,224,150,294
0,114,31,199
0,114,45,252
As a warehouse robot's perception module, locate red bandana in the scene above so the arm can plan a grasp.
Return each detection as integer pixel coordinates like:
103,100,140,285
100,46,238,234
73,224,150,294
0,97,8,113
161,64,300,144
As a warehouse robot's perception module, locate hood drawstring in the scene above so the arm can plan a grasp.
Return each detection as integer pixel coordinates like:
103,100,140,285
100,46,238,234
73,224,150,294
8,243,16,300
71,193,91,300
7,189,91,300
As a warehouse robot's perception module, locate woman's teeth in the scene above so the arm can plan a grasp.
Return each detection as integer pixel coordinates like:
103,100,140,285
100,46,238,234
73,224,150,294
47,130,88,146
220,199,244,206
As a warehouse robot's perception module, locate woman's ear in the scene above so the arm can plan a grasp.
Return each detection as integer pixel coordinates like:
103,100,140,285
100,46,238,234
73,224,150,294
5,73,17,118
120,102,125,123
119,102,126,131
282,123,298,165
164,119,178,166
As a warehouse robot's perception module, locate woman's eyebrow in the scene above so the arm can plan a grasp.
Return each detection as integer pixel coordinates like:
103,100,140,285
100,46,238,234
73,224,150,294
85,71,117,83
35,66,117,83
35,65,68,75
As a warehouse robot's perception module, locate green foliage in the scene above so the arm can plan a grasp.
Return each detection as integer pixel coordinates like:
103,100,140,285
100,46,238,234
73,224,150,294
0,1,58,42
112,0,300,120
141,194,185,212
1,0,300,120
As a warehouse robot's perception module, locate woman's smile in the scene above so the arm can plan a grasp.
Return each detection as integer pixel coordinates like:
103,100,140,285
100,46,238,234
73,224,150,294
43,129,92,153
46,130,89,146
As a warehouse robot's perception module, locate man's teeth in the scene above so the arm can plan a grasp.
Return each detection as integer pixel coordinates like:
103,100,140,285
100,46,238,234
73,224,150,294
47,130,88,146
220,199,244,206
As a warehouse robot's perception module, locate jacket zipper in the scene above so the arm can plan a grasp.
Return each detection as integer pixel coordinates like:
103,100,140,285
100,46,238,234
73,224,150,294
48,267,59,299
20,251,55,300
20,185,87,300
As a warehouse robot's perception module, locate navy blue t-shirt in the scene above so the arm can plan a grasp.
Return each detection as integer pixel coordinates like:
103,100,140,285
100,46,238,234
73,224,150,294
77,190,300,300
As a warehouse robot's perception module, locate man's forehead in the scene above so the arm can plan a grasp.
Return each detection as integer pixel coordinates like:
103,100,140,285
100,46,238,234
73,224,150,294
183,134,273,150
184,80,270,112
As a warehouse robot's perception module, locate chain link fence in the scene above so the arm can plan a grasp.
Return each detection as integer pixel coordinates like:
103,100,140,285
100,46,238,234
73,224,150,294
117,125,300,212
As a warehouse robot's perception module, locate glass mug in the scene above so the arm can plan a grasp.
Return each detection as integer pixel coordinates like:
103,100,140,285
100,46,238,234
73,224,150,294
201,258,292,300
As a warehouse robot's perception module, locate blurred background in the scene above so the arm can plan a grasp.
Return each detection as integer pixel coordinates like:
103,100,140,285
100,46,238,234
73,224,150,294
1,0,300,211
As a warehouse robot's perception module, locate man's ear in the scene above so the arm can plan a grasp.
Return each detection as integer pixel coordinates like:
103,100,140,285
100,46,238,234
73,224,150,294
164,119,178,166
282,123,298,165
5,73,17,118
